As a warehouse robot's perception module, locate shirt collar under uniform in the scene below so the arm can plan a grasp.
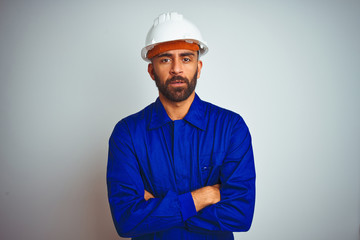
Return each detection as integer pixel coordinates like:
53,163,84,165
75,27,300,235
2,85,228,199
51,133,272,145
148,93,207,131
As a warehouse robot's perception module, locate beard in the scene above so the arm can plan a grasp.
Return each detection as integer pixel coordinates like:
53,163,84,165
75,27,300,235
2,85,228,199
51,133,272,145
153,68,198,102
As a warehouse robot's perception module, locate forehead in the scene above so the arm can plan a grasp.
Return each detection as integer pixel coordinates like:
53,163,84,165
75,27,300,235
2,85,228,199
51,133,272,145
156,49,198,57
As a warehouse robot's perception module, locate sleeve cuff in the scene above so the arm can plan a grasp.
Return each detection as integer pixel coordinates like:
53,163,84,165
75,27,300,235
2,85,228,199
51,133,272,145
178,192,197,221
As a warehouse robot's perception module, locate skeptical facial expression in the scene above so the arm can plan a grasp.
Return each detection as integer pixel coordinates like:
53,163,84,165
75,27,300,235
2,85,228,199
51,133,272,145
148,49,203,102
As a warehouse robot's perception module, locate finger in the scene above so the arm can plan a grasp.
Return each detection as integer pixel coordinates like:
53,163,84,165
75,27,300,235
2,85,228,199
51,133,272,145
144,190,155,201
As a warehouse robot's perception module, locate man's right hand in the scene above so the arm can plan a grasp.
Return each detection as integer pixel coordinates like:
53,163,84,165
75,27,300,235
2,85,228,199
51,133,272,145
191,184,221,212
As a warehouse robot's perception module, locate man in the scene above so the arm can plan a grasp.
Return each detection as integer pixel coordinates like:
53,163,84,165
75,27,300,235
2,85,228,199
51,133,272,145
107,12,255,240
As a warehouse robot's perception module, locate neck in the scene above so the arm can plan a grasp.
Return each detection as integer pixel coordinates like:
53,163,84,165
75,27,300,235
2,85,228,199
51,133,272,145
159,92,195,121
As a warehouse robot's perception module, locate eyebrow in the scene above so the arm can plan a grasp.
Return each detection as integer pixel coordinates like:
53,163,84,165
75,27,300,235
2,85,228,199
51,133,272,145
157,53,173,58
180,52,195,57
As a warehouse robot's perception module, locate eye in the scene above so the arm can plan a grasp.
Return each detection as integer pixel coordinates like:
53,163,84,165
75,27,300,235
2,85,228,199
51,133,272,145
160,58,171,63
182,57,191,62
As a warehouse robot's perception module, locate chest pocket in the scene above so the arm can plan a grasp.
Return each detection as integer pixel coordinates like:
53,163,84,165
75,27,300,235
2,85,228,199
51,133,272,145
200,151,226,186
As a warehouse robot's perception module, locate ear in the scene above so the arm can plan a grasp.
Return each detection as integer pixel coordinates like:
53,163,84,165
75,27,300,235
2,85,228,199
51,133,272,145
196,60,203,79
148,63,155,80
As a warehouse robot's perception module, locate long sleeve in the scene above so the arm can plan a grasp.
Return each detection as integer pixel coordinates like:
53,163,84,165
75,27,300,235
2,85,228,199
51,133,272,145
185,116,256,233
107,120,197,238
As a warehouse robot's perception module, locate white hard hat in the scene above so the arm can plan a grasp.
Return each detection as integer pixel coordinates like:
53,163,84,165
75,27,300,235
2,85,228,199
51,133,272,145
141,12,208,61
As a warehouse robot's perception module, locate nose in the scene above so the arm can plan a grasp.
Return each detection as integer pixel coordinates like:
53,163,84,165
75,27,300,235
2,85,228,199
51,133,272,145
170,58,183,75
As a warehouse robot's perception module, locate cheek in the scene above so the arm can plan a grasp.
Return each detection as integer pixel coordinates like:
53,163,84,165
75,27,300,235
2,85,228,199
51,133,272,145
154,66,170,78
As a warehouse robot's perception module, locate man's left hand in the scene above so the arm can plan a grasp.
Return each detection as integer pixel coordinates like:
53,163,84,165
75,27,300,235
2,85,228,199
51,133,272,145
144,190,155,201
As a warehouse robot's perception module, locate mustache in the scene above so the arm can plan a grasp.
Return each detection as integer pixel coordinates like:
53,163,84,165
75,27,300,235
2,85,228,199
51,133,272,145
166,76,189,84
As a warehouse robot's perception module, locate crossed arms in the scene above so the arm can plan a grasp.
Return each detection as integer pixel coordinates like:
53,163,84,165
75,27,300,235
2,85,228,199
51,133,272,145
145,184,221,212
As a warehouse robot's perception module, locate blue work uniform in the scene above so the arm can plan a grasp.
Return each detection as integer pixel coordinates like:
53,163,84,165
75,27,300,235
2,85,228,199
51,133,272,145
107,94,256,239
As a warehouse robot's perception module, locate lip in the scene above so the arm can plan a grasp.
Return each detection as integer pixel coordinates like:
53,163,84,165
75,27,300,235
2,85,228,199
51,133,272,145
169,81,186,86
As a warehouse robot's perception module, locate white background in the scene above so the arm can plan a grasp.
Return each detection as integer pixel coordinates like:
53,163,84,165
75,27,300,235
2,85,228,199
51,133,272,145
0,0,359,239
